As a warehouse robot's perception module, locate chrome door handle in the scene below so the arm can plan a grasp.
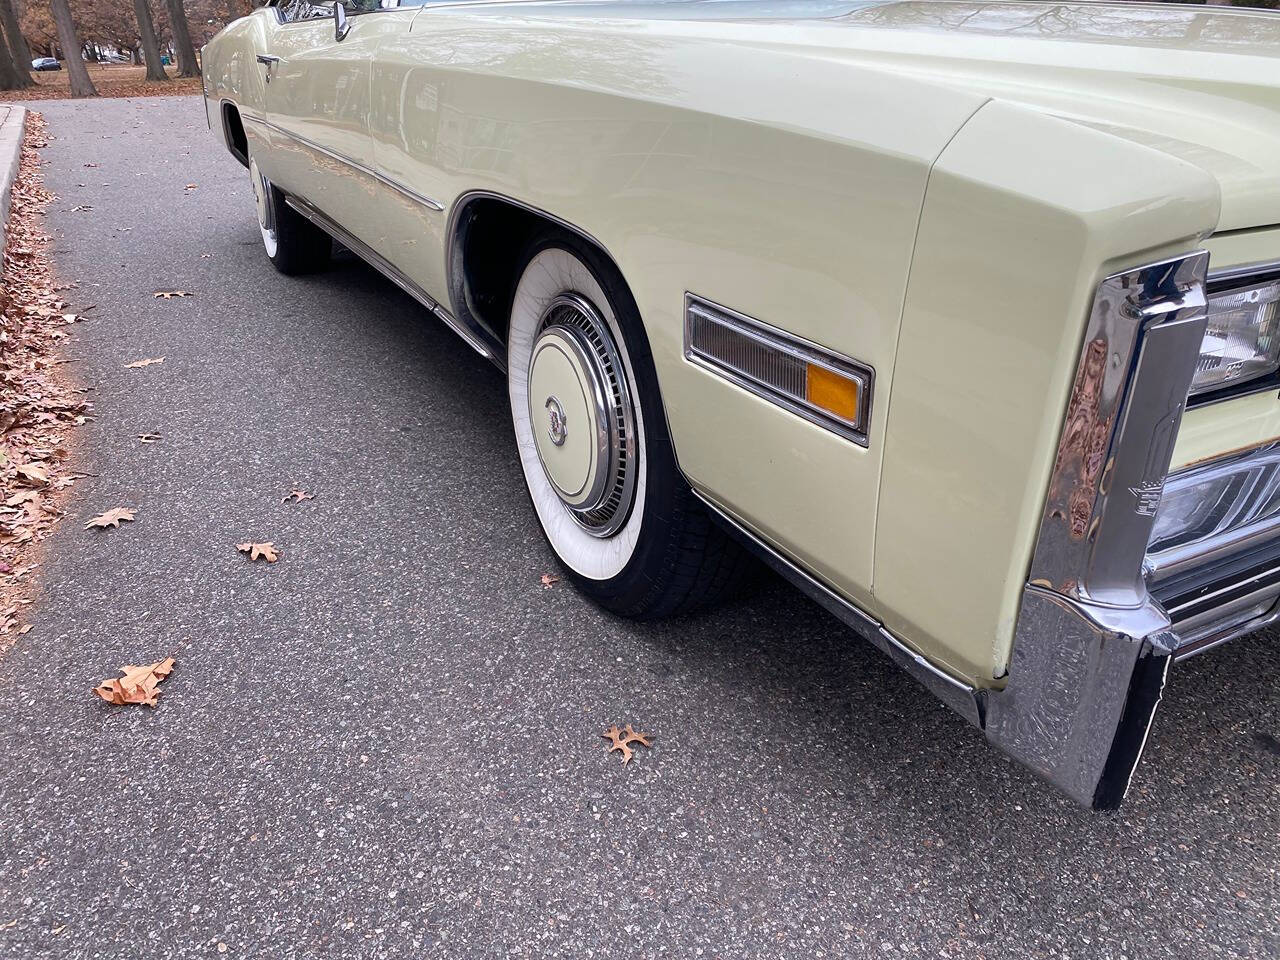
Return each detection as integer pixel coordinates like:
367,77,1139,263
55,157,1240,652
256,54,281,83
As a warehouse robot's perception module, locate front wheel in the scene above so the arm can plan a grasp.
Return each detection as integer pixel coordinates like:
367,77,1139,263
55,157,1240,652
507,231,754,619
249,156,330,276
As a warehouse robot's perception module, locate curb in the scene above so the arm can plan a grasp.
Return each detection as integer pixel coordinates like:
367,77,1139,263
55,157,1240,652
0,104,26,250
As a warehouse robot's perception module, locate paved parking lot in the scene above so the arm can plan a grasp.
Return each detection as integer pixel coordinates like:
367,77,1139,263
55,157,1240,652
0,96,1275,959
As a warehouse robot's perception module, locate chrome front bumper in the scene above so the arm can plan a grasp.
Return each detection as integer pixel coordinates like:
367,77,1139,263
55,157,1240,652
707,249,1271,810
991,250,1277,809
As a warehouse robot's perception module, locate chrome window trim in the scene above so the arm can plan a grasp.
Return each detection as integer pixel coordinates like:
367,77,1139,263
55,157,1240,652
682,293,874,447
269,0,405,26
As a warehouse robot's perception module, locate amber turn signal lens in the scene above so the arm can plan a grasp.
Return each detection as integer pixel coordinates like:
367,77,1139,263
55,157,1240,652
805,363,861,423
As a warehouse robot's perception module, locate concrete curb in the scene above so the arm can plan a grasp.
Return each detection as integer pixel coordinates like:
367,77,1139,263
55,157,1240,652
0,104,26,250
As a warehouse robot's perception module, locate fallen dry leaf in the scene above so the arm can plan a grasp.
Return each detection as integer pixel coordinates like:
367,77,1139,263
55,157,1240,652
70,204,91,212
124,357,164,368
237,541,279,563
153,291,191,300
281,489,313,505
602,724,653,766
93,657,175,707
6,489,39,507
15,463,48,486
85,507,135,529
137,433,161,444
184,183,198,190
540,573,560,589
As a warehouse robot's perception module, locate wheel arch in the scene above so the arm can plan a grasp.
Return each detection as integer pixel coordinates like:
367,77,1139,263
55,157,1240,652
220,100,249,170
446,191,624,358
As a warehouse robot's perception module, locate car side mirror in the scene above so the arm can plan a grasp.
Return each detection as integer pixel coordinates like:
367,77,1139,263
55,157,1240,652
334,2,350,41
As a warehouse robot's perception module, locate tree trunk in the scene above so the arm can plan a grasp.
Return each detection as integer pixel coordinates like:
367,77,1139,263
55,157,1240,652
133,0,168,81
49,0,96,97
164,0,199,78
0,22,25,91
0,0,32,87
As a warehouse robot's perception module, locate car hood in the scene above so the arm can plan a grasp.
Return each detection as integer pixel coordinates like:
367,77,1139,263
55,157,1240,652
828,1,1280,233
488,0,1280,232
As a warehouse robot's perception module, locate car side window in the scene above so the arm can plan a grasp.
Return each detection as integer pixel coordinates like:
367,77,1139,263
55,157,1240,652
276,0,384,23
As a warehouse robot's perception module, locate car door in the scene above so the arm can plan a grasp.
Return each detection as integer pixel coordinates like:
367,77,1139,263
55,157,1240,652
257,0,414,249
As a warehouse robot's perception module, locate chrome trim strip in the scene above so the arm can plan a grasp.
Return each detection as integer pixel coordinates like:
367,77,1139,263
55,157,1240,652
283,193,504,366
683,293,874,448
692,490,983,726
1207,258,1280,290
259,118,444,212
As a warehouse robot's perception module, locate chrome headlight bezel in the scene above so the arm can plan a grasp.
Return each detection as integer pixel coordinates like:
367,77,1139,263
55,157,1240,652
1187,261,1280,404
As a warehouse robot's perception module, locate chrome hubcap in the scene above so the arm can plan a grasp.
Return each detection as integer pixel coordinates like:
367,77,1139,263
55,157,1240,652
527,293,637,538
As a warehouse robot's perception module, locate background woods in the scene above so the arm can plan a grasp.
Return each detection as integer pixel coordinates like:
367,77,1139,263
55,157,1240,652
1,0,253,92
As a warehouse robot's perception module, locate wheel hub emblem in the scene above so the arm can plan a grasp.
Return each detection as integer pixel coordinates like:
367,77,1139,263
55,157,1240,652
545,396,567,446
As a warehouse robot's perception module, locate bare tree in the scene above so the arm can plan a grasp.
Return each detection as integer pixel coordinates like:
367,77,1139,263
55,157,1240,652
0,21,26,90
133,0,168,81
0,0,32,87
164,0,200,78
50,0,96,97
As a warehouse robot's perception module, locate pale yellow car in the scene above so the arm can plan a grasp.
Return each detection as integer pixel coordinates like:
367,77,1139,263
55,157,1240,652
202,0,1280,809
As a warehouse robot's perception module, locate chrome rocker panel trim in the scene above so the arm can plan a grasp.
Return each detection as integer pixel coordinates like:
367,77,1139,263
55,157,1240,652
282,192,504,365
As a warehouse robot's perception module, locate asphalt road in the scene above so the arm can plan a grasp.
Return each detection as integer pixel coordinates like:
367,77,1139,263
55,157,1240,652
0,96,1276,960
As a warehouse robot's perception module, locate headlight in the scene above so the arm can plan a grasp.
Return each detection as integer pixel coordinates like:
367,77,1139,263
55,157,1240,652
1189,275,1280,394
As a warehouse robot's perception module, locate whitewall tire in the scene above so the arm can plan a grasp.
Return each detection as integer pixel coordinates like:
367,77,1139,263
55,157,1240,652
247,152,331,276
507,231,754,618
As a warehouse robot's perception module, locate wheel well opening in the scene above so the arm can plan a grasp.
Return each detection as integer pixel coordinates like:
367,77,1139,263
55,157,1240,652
449,197,567,347
222,103,249,169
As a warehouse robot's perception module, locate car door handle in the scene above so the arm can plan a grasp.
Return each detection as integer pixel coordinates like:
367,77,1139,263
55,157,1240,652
256,54,281,82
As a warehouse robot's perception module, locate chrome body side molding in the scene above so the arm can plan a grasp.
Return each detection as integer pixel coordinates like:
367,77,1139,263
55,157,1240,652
282,193,504,366
258,117,444,212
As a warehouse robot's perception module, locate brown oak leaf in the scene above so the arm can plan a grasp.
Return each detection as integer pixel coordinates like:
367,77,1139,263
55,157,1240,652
540,573,560,589
94,657,176,707
86,507,135,529
281,489,313,505
137,433,161,444
602,724,653,765
237,541,279,563
124,357,164,368
153,291,192,300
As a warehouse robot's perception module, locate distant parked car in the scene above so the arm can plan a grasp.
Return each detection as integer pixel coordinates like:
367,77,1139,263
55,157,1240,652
31,58,60,71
